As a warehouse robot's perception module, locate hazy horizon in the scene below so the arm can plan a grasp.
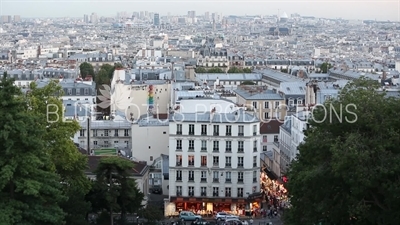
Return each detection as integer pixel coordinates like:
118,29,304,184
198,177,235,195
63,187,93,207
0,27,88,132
0,0,398,21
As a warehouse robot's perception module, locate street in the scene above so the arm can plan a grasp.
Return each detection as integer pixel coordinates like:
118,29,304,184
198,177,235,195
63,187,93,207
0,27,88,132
165,217,283,225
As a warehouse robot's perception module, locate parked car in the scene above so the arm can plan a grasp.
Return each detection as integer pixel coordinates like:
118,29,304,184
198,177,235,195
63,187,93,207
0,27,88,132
215,212,239,221
191,219,210,225
179,211,202,222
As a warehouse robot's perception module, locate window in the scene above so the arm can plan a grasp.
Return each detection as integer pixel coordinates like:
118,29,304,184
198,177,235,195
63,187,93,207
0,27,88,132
150,156,153,161
225,156,231,167
237,188,244,197
213,156,219,166
264,112,269,119
276,111,280,119
176,140,182,150
263,146,267,151
253,125,257,135
176,186,182,196
226,171,231,182
124,129,129,136
201,156,207,167
67,89,72,95
264,101,269,109
238,172,244,182
298,99,303,105
238,125,244,136
253,171,257,182
201,187,207,196
225,188,231,197
80,129,85,137
201,124,207,135
213,171,219,182
176,155,182,166
274,135,278,142
104,129,109,137
188,186,194,196
188,140,194,150
226,125,232,136
93,130,97,137
253,140,258,152
252,101,257,109
176,170,182,181
213,125,219,136
188,171,194,181
84,88,89,95
114,129,119,137
238,157,244,167
188,155,194,166
238,141,244,152
226,141,232,152
213,141,219,152
93,140,97,145
253,156,257,167
176,124,182,135
189,124,195,135
275,101,280,108
201,140,207,151
114,141,119,144
201,171,207,182
213,187,219,197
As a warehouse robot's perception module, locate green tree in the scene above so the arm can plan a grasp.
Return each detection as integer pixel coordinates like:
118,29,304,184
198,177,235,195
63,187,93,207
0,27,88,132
207,67,224,73
242,68,252,73
195,67,208,73
0,73,66,224
79,62,95,79
241,81,256,85
284,77,400,225
227,67,242,73
93,157,144,225
139,205,164,223
27,81,91,225
319,62,332,73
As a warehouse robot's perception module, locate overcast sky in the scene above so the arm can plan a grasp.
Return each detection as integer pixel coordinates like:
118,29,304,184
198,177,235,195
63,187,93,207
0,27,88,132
0,0,398,21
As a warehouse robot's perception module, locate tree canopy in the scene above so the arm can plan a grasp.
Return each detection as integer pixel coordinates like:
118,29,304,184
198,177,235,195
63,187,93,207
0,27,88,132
319,62,332,73
79,62,95,79
284,78,400,225
227,67,252,73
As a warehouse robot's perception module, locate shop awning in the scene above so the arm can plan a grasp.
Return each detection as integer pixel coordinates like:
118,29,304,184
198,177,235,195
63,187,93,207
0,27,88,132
247,192,263,201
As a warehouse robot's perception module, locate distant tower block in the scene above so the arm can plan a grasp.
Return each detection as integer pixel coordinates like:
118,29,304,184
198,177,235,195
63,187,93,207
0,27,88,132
280,12,288,22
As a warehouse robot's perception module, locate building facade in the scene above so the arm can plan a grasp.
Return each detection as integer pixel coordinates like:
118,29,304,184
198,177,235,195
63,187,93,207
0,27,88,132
166,107,262,216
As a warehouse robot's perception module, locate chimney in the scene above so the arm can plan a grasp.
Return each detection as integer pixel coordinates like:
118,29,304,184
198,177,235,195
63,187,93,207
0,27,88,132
382,71,387,80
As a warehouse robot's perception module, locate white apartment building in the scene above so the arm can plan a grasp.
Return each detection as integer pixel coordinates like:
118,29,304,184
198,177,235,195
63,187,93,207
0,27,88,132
165,101,262,216
131,114,169,165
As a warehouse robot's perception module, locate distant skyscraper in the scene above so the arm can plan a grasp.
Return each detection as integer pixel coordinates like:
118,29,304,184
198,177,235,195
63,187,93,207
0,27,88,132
204,12,210,21
13,15,21,23
188,11,195,19
83,14,89,23
90,13,98,24
153,13,160,26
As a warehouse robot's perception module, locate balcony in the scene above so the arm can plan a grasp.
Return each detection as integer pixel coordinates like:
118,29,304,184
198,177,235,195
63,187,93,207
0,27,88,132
253,178,257,182
238,178,243,182
253,148,257,152
201,192,207,196
238,163,244,168
189,132,194,135
213,192,219,197
189,177,194,182
213,178,219,182
188,147,194,152
238,133,244,136
189,191,194,197
201,163,207,167
238,193,243,197
253,132,257,136
201,132,207,136
253,163,257,167
238,148,244,153
176,162,182,166
226,178,231,183
225,148,232,152
213,162,219,167
177,131,182,135
201,147,207,152
188,162,194,166
225,193,231,197
176,191,182,196
213,132,219,136
176,177,182,181
213,148,219,152
176,148,182,152
226,132,232,136
201,178,207,182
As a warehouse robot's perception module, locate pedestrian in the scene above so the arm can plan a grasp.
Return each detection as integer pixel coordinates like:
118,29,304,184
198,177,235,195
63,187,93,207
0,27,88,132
249,218,253,225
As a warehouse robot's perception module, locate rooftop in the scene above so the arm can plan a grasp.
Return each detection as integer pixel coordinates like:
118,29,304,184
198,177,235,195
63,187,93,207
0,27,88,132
234,85,284,100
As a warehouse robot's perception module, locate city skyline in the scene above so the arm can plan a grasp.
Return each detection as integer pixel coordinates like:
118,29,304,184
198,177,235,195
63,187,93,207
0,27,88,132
0,0,398,21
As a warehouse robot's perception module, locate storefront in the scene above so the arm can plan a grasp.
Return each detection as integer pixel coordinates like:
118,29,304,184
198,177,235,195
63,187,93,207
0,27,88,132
167,197,248,216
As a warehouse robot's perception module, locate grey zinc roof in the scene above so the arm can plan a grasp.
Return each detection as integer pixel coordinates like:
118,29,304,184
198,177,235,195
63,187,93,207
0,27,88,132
280,81,307,95
257,68,304,83
170,110,259,123
195,73,262,81
234,88,284,100
64,100,90,117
